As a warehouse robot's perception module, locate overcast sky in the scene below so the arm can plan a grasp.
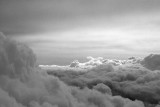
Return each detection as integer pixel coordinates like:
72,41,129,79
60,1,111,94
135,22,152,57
1,0,160,65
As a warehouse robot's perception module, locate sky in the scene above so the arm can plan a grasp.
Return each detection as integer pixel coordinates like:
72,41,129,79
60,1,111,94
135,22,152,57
0,0,160,65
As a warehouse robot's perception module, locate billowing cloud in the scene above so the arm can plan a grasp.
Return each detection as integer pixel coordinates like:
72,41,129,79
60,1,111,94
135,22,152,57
0,33,146,107
141,54,160,70
44,52,160,106
93,83,112,95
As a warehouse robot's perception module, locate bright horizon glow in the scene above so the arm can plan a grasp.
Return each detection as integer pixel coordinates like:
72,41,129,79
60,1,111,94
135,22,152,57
1,0,160,65
12,25,160,65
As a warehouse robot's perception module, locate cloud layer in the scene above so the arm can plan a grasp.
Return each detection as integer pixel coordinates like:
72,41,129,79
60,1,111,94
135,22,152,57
44,53,160,107
0,33,148,107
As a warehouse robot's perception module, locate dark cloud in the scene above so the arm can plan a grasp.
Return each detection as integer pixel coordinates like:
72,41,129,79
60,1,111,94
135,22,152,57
0,32,36,78
1,0,160,35
141,54,160,70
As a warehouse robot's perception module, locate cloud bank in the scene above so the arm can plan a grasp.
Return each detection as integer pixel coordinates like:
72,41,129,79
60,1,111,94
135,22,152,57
0,33,147,107
44,53,160,107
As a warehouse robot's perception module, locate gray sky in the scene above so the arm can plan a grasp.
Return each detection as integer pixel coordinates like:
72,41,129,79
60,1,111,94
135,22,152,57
1,0,160,65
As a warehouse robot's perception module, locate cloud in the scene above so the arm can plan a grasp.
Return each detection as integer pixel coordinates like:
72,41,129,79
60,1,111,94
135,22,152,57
1,0,160,35
44,53,160,106
93,83,112,95
0,88,24,107
0,32,36,79
141,54,160,70
42,55,141,70
2,0,160,67
0,33,146,107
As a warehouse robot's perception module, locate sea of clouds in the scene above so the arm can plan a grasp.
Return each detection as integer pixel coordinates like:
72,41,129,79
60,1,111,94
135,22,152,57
0,32,160,107
42,54,160,106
